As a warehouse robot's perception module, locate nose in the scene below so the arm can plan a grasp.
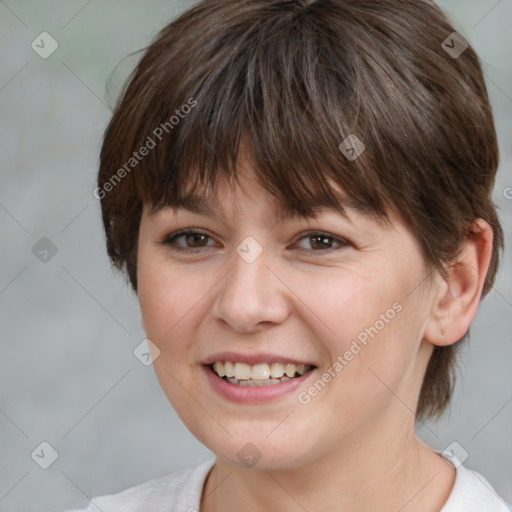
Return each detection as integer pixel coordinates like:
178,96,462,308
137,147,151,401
211,244,291,334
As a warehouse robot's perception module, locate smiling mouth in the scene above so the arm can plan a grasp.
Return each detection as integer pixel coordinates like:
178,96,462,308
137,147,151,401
208,361,316,386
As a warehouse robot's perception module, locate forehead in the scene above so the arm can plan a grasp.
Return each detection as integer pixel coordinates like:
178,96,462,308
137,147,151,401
146,190,396,235
144,161,393,230
170,192,345,220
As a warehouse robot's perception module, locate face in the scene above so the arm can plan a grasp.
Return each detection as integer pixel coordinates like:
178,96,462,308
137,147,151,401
137,162,438,470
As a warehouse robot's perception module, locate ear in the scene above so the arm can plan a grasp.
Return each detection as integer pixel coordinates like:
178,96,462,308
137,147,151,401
423,219,494,347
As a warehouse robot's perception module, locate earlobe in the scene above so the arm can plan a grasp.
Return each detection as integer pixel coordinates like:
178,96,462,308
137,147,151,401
425,219,494,347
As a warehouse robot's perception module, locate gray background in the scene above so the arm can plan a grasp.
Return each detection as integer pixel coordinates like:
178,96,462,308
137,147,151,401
0,1,510,510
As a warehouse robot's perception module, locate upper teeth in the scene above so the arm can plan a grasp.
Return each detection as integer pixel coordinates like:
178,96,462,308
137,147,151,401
212,361,310,380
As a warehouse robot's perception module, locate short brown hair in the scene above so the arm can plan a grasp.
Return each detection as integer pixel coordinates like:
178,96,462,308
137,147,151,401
98,0,504,420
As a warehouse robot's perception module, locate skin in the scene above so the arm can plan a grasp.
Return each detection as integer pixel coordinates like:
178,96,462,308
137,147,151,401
137,157,493,512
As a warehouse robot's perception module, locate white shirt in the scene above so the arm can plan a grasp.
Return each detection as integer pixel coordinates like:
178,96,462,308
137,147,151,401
64,452,511,511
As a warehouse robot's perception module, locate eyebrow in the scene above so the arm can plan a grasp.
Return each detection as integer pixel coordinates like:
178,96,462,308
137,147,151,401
167,193,357,223
172,194,218,216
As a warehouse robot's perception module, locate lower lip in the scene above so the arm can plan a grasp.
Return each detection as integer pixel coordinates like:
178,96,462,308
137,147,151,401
202,365,316,403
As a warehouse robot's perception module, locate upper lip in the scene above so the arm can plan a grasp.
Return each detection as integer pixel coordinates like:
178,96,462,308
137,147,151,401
203,351,316,367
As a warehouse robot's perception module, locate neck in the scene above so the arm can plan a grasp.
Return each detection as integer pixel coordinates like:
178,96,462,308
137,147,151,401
200,411,455,512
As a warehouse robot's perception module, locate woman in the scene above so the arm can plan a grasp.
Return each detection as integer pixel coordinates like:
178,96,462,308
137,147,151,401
69,0,509,510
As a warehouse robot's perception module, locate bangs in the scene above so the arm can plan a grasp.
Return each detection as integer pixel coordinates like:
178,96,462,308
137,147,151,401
121,3,397,226
143,134,391,227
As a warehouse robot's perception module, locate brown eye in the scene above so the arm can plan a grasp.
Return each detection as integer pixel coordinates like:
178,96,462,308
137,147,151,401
163,229,215,251
310,234,335,250
162,229,349,254
294,231,349,252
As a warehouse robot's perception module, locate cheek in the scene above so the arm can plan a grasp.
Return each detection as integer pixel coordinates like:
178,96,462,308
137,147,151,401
297,264,398,347
137,250,230,402
137,252,203,341
137,254,208,429
304,261,423,391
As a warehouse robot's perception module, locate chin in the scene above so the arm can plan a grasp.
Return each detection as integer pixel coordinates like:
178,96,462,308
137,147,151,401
199,427,318,471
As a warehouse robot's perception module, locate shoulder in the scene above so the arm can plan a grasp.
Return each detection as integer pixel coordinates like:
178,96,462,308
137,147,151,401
63,457,216,512
441,452,511,512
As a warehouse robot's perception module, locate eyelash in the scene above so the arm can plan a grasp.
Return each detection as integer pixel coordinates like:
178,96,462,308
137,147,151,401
161,228,350,254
